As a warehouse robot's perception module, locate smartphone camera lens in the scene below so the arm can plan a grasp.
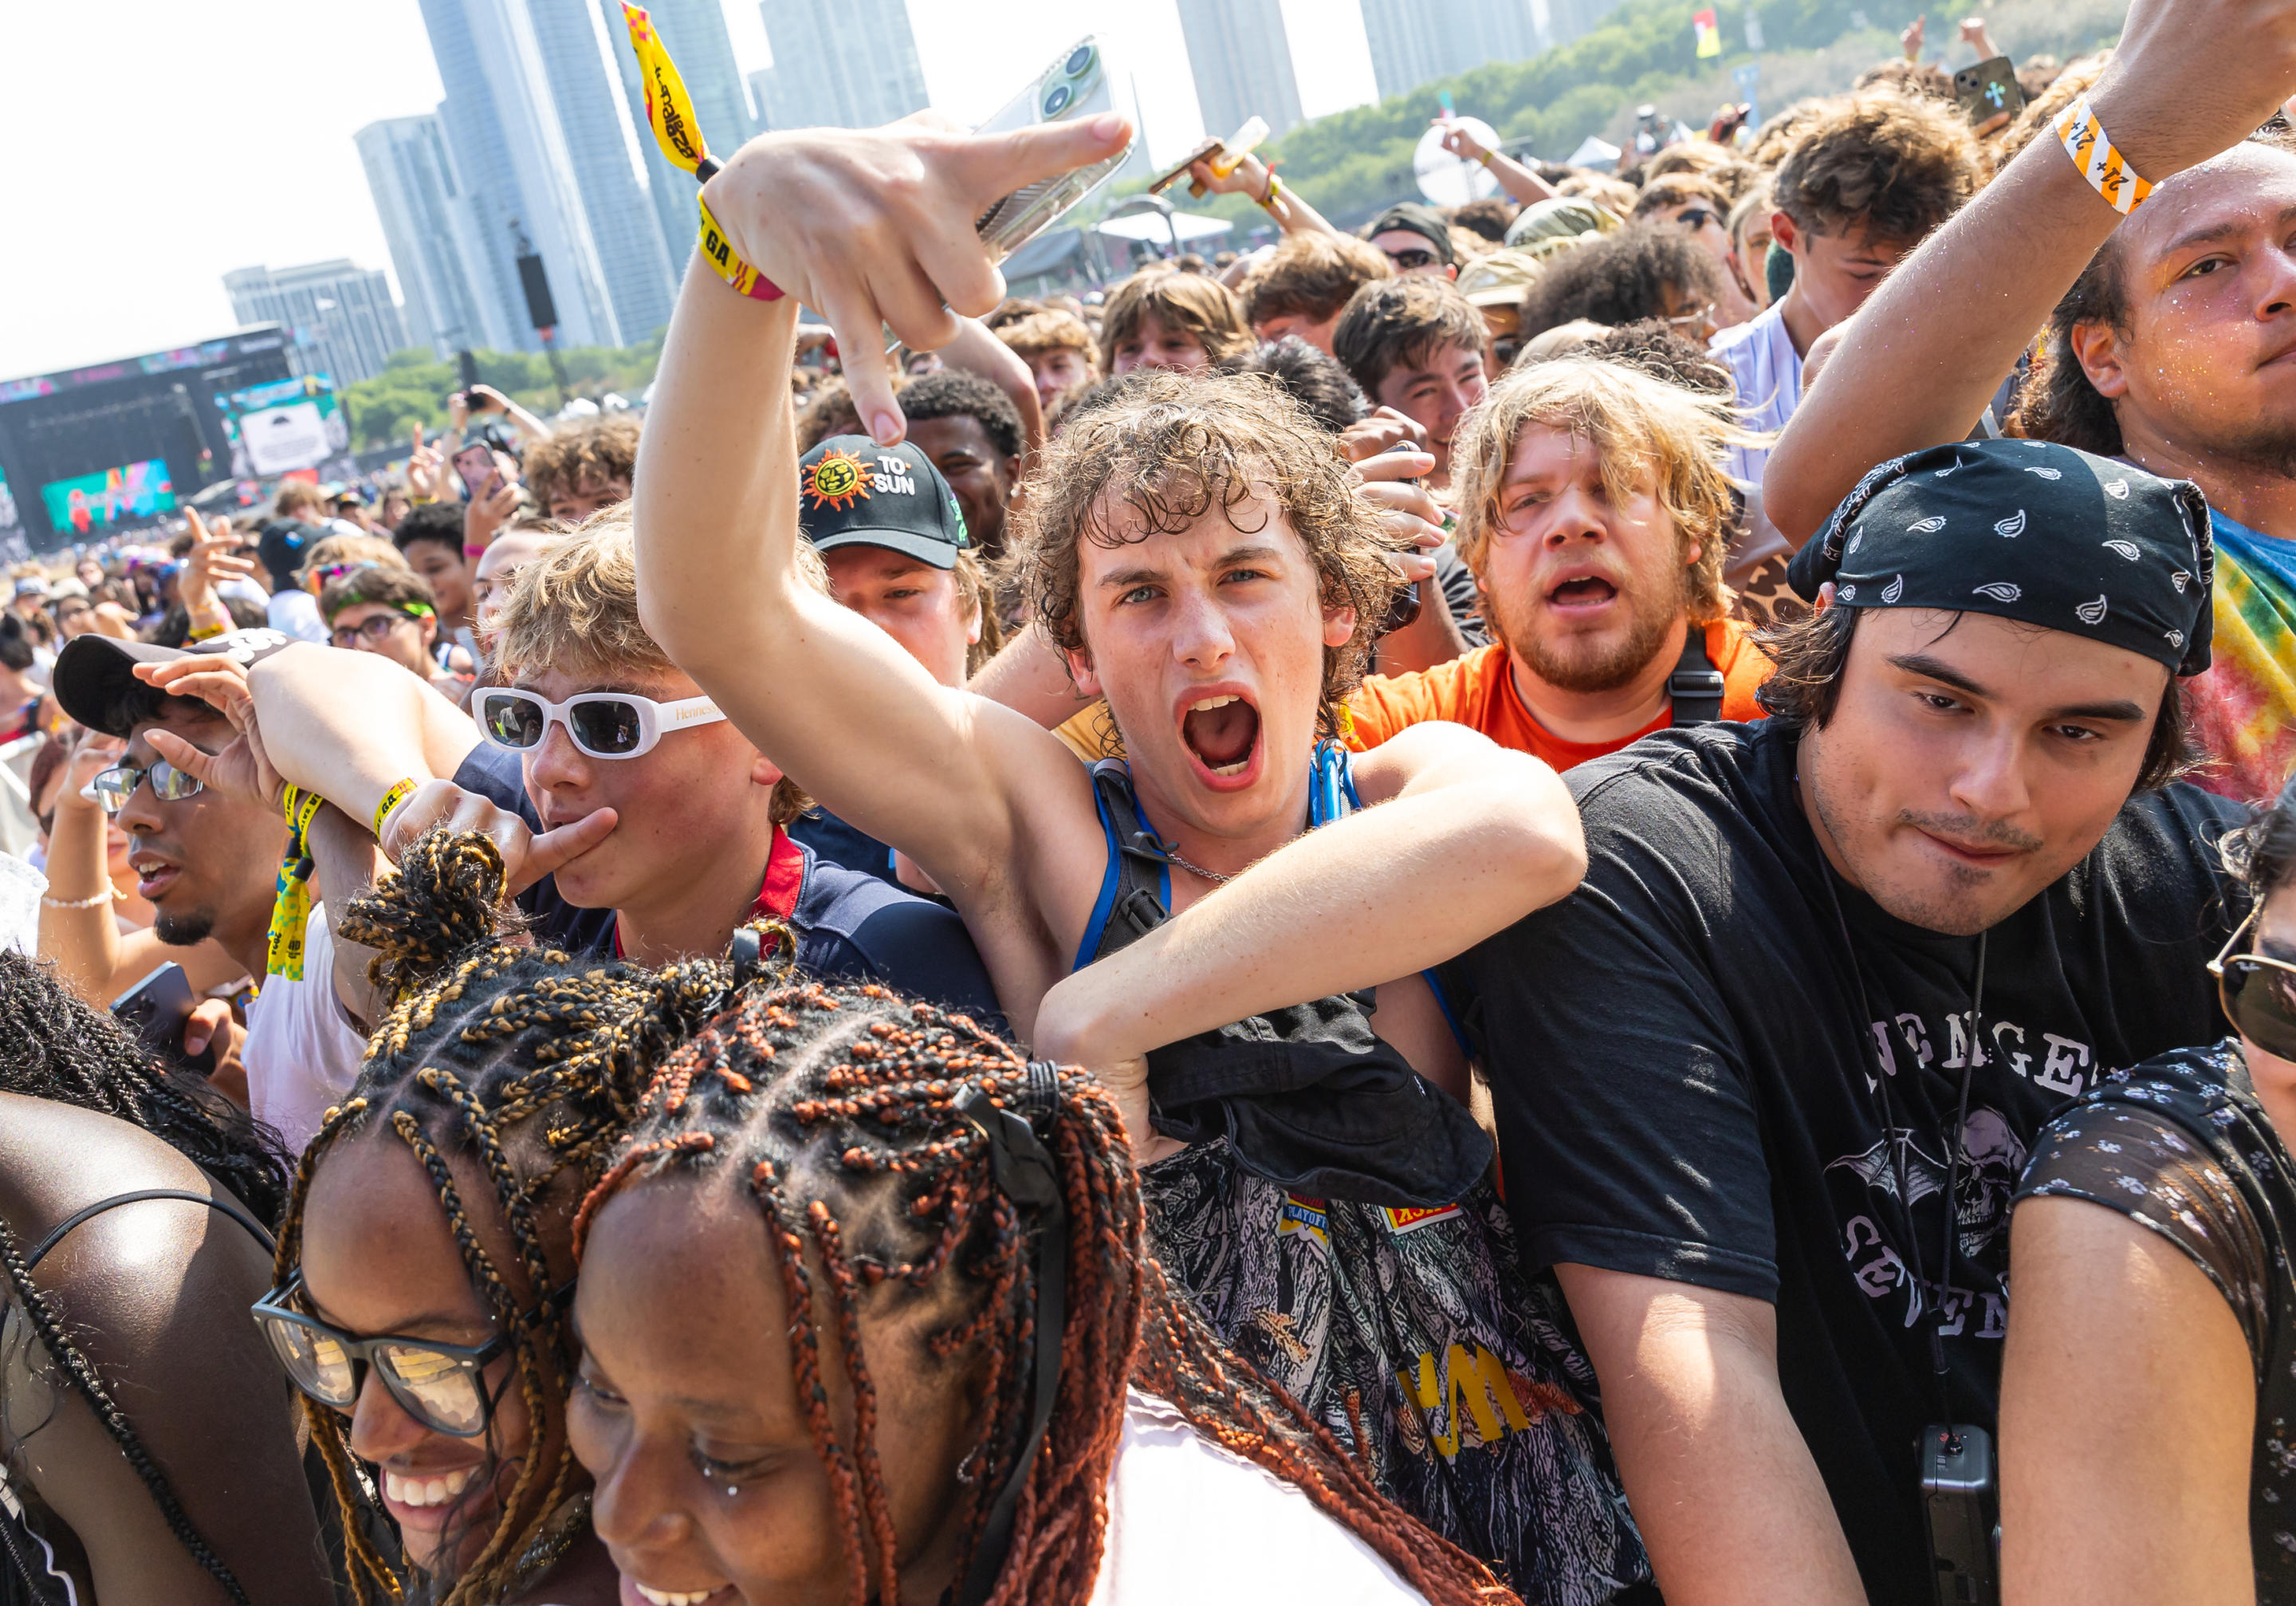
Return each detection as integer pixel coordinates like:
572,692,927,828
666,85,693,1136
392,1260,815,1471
1065,43,1095,77
1042,82,1072,117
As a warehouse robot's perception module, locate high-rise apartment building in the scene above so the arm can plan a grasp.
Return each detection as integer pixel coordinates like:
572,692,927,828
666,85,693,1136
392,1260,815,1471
1359,0,1542,101
221,262,408,387
408,0,692,353
354,115,498,358
603,0,753,283
525,0,678,345
1174,0,1303,143
753,0,928,130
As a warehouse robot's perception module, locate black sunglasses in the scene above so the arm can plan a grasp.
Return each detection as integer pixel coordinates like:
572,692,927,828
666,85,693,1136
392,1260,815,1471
1385,247,1439,270
252,1273,572,1437
2211,907,2296,1061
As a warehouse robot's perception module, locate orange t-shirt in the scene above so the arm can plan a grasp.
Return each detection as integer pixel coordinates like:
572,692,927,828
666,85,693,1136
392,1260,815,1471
1343,620,1771,770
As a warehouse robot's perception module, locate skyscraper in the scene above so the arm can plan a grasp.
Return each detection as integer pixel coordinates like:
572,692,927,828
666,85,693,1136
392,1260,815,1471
603,0,753,282
1359,0,1542,102
525,0,678,346
754,0,928,130
222,262,408,387
415,0,563,353
410,0,689,354
355,115,498,358
1175,0,1303,143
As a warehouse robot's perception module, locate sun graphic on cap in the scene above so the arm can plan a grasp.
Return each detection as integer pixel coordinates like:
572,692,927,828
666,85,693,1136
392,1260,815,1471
804,447,872,511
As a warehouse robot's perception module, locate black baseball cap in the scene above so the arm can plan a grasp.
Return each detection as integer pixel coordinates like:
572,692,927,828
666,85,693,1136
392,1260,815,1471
1366,203,1456,266
258,517,324,589
796,435,970,569
53,628,297,738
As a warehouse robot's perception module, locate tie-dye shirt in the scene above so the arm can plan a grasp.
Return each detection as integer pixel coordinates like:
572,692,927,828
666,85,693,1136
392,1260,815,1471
2184,512,2296,805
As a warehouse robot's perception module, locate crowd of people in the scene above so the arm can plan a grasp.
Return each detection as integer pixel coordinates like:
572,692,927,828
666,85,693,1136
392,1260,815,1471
5,1,2296,1601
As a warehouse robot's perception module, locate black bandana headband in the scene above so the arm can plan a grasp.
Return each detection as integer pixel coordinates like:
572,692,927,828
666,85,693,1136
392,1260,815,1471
1787,439,2215,676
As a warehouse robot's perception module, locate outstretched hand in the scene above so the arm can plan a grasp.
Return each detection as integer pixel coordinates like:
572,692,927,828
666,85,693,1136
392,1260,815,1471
1438,123,1490,163
698,110,1131,445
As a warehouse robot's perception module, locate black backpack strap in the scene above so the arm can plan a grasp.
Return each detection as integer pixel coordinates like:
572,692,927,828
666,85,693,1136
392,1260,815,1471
1086,760,1176,962
1669,627,1726,727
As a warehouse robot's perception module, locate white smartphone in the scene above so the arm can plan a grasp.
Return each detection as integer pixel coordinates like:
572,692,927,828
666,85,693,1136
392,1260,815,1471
971,39,1133,264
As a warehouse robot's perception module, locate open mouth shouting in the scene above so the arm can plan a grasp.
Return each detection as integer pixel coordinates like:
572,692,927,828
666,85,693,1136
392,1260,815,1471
1543,569,1622,620
1177,687,1264,791
128,845,182,902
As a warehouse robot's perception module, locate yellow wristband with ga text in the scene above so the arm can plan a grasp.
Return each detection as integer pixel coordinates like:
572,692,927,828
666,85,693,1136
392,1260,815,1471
697,193,785,302
372,778,417,840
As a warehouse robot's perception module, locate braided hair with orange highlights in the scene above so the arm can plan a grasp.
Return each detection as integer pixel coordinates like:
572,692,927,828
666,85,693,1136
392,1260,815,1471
269,829,737,1606
576,976,1521,1606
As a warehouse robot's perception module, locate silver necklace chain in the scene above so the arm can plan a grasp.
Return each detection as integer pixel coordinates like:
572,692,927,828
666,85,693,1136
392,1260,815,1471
1161,844,1236,884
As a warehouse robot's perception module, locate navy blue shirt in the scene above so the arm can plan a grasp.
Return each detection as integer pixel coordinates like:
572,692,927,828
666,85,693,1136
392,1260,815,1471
789,805,898,887
453,744,1003,1026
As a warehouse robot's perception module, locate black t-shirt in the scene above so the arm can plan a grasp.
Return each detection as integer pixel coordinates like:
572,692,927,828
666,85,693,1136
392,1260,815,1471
451,746,1003,1025
2017,1040,2296,1598
1451,720,2247,1603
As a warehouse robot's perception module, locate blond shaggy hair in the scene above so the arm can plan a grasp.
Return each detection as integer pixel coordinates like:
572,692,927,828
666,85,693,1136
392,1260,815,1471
490,507,826,826
1011,369,1401,731
1450,359,1766,628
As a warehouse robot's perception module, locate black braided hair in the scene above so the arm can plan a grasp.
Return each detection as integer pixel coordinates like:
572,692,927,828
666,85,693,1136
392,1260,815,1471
275,829,743,1606
0,948,289,1223
576,978,1519,1606
0,950,293,1605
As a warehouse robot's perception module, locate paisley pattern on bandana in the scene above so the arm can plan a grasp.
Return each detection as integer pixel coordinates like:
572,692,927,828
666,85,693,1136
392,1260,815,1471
2184,512,2296,805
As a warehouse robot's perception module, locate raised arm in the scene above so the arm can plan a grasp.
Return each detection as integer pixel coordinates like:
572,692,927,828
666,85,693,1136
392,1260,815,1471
1030,722,1582,1143
1437,122,1559,210
938,315,1046,458
1763,0,2296,545
1189,150,1343,238
633,116,1129,892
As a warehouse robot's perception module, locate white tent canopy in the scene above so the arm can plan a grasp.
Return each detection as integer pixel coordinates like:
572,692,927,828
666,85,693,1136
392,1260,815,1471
1093,210,1234,243
1564,135,1622,170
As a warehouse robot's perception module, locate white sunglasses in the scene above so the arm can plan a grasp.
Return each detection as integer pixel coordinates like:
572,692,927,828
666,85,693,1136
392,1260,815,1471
476,687,725,760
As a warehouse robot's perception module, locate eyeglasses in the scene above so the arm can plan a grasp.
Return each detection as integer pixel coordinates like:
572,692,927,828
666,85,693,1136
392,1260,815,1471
1665,301,1718,333
2210,907,2296,1061
1385,247,1439,270
476,686,726,761
252,1274,572,1438
1672,207,1723,231
88,760,203,815
331,612,420,648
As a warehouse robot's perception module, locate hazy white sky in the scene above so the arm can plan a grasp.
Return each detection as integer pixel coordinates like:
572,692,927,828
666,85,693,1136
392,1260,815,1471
0,0,1378,381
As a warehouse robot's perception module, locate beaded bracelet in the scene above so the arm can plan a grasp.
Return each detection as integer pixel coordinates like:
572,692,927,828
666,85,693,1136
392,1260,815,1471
41,888,118,910
2054,96,2153,215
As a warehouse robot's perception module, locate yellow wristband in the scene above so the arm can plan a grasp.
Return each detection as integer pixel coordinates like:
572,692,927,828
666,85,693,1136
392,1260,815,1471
697,193,785,302
187,619,226,642
2054,96,2153,215
1259,172,1285,211
1476,149,1495,168
283,785,323,843
372,777,417,840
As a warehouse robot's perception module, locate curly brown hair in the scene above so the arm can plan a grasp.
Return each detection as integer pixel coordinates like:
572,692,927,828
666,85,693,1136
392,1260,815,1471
519,415,641,512
1772,90,1979,243
1011,369,1400,731
1095,269,1256,373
